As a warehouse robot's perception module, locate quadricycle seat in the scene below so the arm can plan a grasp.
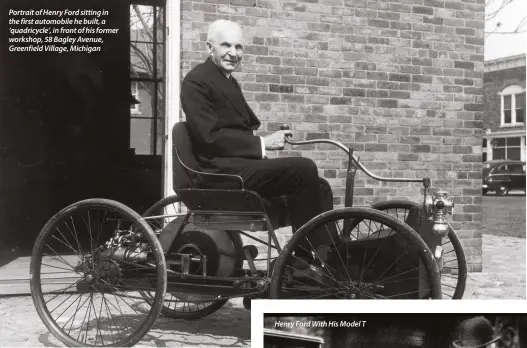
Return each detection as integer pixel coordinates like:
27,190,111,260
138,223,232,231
172,121,294,231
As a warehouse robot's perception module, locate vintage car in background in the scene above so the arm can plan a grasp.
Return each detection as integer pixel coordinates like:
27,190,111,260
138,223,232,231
482,160,526,196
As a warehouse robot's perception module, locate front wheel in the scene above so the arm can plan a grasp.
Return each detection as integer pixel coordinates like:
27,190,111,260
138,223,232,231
30,199,167,347
370,200,467,299
269,207,441,300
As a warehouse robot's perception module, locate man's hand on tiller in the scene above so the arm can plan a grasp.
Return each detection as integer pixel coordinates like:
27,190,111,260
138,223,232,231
263,130,293,150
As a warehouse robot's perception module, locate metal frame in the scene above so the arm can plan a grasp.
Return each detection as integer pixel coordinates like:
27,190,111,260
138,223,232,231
286,138,427,184
165,209,283,278
170,121,436,266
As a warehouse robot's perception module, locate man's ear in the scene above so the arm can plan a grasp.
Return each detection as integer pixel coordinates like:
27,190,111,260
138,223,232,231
206,41,213,54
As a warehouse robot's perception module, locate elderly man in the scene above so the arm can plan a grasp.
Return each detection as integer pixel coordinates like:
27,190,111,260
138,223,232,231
180,19,336,276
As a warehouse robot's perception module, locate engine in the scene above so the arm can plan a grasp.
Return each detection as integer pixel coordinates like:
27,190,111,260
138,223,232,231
162,221,244,278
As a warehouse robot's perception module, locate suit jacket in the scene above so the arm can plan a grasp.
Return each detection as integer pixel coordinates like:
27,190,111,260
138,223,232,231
181,57,263,177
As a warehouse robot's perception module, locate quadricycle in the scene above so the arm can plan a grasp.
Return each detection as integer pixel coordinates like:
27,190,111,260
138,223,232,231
29,122,467,346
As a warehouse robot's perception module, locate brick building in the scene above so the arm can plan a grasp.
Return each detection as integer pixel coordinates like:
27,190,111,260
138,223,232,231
169,0,486,271
482,54,526,162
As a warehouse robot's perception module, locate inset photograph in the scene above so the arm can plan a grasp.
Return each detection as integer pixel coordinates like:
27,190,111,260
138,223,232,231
262,314,525,348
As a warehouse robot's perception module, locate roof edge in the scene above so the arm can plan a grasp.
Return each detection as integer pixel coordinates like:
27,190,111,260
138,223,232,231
485,54,526,72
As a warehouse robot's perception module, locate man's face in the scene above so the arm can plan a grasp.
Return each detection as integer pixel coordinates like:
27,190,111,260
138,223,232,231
207,26,243,76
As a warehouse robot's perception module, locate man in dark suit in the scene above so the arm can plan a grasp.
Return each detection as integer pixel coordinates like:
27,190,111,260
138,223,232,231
180,20,337,274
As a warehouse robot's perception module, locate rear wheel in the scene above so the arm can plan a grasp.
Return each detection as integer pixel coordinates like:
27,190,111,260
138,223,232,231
30,199,166,347
140,194,229,320
370,200,467,299
270,207,441,300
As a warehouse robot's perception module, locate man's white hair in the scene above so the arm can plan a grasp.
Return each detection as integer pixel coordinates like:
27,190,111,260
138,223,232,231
207,19,243,43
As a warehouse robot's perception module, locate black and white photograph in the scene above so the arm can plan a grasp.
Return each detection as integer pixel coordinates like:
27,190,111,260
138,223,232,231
0,0,525,346
262,314,526,348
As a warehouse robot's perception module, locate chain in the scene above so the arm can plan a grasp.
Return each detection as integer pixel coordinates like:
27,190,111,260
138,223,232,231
112,265,269,302
163,267,269,301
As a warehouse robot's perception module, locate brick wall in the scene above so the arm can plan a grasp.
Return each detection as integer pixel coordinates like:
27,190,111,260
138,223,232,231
180,0,485,272
483,65,526,133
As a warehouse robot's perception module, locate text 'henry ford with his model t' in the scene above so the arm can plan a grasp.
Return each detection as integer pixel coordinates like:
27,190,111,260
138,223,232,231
29,19,467,347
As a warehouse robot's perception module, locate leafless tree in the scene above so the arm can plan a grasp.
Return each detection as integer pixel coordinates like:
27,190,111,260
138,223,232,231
485,0,526,36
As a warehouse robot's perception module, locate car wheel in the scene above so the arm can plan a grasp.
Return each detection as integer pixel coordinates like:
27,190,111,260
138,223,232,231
497,185,509,196
482,188,488,196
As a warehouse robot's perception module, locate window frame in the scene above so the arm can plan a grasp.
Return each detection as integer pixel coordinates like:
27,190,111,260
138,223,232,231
499,85,526,127
129,4,165,156
492,137,523,160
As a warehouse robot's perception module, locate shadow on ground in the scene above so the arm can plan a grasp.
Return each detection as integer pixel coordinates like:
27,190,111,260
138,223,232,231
0,246,32,269
141,300,251,347
35,300,250,348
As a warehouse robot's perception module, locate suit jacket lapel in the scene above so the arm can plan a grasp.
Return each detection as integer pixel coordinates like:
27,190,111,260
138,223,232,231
232,77,261,130
205,58,249,121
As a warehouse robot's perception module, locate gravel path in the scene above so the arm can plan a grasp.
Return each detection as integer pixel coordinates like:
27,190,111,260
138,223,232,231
0,296,250,347
463,234,525,299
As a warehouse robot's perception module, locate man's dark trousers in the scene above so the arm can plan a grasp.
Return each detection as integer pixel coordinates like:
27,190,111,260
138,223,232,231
234,157,333,245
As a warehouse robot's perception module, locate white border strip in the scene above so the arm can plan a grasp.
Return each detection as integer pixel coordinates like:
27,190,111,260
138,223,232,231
251,300,527,348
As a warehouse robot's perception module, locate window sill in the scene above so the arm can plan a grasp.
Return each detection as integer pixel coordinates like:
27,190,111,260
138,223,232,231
131,110,142,115
500,123,524,128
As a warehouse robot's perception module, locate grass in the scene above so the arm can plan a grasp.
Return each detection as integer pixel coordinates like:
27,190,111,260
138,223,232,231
481,194,526,238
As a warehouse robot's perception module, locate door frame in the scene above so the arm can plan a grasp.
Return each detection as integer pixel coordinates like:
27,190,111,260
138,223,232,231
163,0,181,198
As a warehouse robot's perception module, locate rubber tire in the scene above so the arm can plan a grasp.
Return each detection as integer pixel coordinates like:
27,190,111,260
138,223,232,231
370,200,467,299
140,194,228,320
269,207,442,299
497,185,509,196
30,198,167,347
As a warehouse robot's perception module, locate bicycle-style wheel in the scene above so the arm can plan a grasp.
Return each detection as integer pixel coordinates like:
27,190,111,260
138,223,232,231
30,199,166,347
270,207,441,300
370,200,466,299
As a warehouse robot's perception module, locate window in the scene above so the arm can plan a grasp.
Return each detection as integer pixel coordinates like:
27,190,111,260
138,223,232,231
509,164,524,174
129,4,165,156
516,92,525,123
496,164,509,173
130,81,140,113
500,85,526,127
491,137,522,160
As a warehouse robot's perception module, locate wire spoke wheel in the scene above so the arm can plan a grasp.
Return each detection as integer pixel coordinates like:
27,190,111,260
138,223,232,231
30,199,166,347
370,200,467,299
270,207,441,300
139,194,228,320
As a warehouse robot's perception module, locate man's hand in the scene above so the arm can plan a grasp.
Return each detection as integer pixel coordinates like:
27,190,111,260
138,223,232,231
263,130,293,150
